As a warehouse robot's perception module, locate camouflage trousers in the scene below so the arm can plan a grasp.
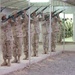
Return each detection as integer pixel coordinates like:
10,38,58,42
32,33,39,56
43,34,49,53
13,37,22,57
23,32,28,57
56,32,62,43
2,40,12,60
51,33,56,51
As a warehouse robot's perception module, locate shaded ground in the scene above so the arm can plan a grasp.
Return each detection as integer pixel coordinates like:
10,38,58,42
5,52,75,75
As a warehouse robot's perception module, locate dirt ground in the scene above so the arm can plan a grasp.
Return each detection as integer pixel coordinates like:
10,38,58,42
5,52,75,75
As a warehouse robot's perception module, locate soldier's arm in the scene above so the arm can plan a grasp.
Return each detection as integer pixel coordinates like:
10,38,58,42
23,10,29,21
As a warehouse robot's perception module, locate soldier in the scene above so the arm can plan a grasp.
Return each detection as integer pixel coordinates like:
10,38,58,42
51,16,60,52
42,14,49,54
11,12,23,63
1,14,13,66
22,10,29,60
31,12,40,56
56,16,62,43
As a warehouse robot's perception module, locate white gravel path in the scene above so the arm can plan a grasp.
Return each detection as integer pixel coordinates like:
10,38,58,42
5,52,75,75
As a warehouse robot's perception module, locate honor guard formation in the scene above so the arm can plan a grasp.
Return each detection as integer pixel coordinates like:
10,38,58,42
0,5,63,66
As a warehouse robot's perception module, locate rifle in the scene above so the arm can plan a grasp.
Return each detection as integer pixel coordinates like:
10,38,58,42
52,9,60,14
36,5,50,16
30,6,42,17
43,9,64,21
52,9,65,18
41,5,50,12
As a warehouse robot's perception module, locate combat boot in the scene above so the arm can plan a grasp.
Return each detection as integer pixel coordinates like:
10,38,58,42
51,47,55,52
23,52,28,60
1,59,7,66
11,56,17,63
17,56,21,63
32,50,38,57
7,59,11,66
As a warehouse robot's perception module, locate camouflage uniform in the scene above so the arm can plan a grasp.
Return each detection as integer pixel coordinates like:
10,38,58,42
31,16,40,56
1,21,13,66
11,17,23,63
22,12,29,60
42,21,49,54
56,17,62,43
51,17,59,52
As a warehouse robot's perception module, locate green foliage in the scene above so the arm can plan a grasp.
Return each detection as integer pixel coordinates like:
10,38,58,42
61,18,73,38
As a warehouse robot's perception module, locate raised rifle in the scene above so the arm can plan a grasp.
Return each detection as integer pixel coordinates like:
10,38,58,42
52,9,65,18
44,9,64,21
36,5,50,16
30,6,42,17
52,9,60,14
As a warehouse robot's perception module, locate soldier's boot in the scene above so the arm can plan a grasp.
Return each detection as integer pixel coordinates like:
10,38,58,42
11,56,17,63
44,47,47,54
23,52,28,60
46,48,48,54
33,50,38,57
51,47,55,52
43,47,46,54
44,49,47,54
32,49,36,57
1,59,7,66
36,50,38,57
7,59,11,66
17,56,21,63
44,51,47,54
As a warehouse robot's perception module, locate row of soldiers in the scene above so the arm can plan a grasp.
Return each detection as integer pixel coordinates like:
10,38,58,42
0,6,62,66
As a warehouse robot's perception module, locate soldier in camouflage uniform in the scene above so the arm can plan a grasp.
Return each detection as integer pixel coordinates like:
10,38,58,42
31,12,40,56
22,11,29,60
11,13,23,63
51,17,56,52
51,16,60,52
42,14,49,54
1,15,13,66
56,16,62,43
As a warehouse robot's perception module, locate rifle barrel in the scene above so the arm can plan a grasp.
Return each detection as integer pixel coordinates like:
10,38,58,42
41,5,49,12
24,5,33,11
